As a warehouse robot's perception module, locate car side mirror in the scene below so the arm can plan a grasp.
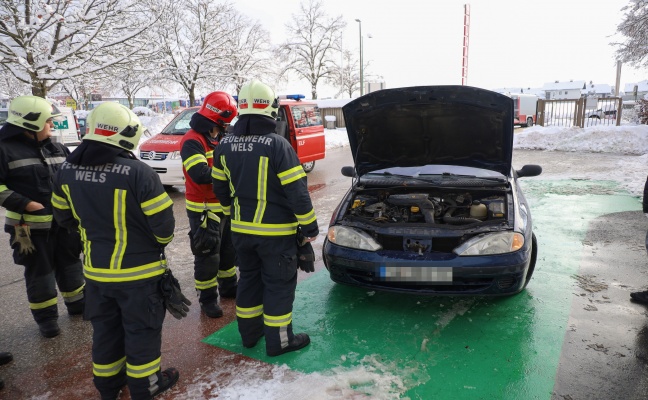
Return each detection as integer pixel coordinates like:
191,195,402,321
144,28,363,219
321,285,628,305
516,164,542,178
341,166,355,177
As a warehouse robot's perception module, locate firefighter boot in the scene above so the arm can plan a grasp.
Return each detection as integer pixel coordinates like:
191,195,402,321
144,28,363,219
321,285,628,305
218,276,238,299
0,352,12,365
631,290,648,304
0,352,12,388
150,368,179,399
66,298,85,316
38,319,61,338
198,288,223,318
267,333,310,357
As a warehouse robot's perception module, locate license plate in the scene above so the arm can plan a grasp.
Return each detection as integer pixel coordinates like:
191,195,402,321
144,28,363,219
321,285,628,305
378,266,453,282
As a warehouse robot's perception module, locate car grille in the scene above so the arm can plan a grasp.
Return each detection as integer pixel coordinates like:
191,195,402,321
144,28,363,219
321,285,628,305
152,168,167,174
139,151,168,161
377,234,461,253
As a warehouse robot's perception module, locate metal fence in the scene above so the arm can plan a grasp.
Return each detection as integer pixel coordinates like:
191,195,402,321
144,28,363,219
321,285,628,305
536,97,622,128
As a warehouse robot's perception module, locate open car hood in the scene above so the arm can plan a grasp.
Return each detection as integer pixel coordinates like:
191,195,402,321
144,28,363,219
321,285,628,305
342,85,514,177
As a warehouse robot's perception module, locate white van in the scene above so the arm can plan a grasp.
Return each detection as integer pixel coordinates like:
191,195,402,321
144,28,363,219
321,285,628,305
51,106,81,146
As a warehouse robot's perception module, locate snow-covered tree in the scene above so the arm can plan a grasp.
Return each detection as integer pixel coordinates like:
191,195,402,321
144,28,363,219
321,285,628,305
0,73,30,98
0,0,160,97
278,0,345,99
326,49,360,98
216,11,274,94
58,73,112,110
153,0,241,106
615,0,648,69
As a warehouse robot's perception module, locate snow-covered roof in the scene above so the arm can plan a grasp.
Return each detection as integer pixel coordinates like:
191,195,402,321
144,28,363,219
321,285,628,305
314,98,353,108
542,80,586,90
623,80,648,93
582,84,612,94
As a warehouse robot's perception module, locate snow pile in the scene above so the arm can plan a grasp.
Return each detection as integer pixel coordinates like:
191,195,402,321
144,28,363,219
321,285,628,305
514,124,648,155
182,355,411,400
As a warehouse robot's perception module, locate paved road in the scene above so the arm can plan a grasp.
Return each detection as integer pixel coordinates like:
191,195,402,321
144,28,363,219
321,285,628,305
1,147,647,399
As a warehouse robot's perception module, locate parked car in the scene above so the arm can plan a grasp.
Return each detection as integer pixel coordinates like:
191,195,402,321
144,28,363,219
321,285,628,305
587,108,617,119
138,95,326,187
322,85,542,296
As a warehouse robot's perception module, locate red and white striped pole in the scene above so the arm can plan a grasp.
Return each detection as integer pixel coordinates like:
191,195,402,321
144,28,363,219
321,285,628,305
461,4,471,86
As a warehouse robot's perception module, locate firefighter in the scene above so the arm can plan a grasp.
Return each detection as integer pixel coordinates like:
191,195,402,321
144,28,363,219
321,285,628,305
51,102,187,399
0,95,85,338
212,79,319,357
180,92,239,318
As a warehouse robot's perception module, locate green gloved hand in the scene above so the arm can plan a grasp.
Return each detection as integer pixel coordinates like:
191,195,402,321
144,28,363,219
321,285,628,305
12,224,35,255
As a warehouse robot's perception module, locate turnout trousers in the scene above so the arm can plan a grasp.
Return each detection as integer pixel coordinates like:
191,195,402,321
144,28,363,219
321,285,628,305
85,278,166,400
188,211,237,302
7,223,84,323
232,232,299,353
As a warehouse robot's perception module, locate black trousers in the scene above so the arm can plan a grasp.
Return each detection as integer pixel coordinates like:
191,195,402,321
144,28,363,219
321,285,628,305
85,278,166,400
7,224,84,323
232,233,298,353
188,212,237,302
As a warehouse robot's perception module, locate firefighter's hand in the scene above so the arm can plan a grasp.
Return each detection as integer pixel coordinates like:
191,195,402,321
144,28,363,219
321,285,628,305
297,241,315,273
159,270,192,319
25,201,44,212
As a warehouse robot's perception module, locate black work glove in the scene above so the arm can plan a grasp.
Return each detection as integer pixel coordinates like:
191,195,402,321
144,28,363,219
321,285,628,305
159,269,192,319
297,242,315,272
296,229,315,273
192,211,221,254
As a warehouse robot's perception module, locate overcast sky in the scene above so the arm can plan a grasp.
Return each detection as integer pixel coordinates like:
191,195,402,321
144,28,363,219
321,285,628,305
233,0,647,98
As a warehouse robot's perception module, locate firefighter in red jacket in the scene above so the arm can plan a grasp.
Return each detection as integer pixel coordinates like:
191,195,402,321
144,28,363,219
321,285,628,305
212,79,318,356
180,92,238,318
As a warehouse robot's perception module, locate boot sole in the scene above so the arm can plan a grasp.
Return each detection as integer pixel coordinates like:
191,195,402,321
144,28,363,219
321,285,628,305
266,336,310,357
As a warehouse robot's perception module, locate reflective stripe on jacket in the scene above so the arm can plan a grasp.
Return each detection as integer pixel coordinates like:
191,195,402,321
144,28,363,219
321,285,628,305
0,134,69,231
211,131,318,237
52,156,175,283
181,129,222,215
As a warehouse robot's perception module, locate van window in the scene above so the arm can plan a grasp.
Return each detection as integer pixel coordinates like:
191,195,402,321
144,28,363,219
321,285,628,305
161,109,196,135
0,110,7,125
291,105,322,128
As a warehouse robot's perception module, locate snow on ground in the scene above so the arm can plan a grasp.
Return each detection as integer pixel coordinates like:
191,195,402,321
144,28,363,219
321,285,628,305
513,124,648,197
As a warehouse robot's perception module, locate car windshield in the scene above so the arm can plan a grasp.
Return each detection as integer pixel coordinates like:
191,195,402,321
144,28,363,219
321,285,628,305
161,109,197,135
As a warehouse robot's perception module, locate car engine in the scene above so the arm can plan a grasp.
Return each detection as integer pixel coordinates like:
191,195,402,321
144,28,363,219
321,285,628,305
346,191,507,225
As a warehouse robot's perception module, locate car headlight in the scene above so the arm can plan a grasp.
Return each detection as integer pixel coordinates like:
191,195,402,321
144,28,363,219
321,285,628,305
453,232,524,256
327,226,382,251
169,151,181,160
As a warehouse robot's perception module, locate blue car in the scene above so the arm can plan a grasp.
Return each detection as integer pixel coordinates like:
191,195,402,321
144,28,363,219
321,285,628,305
322,85,542,296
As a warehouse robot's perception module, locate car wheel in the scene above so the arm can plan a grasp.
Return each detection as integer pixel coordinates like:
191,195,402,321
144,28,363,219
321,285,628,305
523,233,538,289
526,117,533,127
302,161,315,173
163,185,174,191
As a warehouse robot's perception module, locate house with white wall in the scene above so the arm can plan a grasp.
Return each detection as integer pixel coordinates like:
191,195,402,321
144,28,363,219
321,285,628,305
622,80,648,102
542,80,586,100
582,82,613,98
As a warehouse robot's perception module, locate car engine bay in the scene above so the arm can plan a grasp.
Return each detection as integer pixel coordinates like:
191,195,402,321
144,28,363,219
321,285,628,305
346,190,508,226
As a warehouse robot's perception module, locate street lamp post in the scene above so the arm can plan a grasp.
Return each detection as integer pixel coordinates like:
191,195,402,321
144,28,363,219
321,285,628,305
355,18,363,96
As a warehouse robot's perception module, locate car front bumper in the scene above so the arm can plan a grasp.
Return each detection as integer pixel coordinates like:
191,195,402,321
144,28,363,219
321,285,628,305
140,158,185,186
323,240,532,296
